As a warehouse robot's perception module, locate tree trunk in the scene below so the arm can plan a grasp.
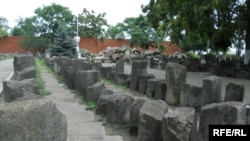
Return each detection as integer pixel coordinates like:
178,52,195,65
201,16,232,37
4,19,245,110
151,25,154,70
244,0,250,64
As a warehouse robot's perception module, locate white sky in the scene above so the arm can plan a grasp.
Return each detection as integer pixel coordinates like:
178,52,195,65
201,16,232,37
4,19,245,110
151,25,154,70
0,0,150,28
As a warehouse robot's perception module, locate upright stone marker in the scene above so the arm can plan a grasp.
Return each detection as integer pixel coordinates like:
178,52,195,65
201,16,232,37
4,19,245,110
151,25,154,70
165,62,187,106
130,60,148,91
138,100,168,141
201,76,222,106
198,102,248,141
224,82,245,102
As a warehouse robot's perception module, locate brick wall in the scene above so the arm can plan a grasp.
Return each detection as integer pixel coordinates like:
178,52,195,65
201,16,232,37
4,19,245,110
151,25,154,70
0,36,180,54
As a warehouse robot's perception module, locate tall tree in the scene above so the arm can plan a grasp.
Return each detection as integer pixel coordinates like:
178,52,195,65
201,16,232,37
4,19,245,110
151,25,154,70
34,3,74,41
78,8,108,38
245,0,250,64
105,15,164,48
105,23,127,39
0,16,8,37
142,0,239,54
50,26,77,58
12,17,37,36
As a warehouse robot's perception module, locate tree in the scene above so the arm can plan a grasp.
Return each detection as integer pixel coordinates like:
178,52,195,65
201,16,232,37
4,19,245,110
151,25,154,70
78,8,108,38
142,0,239,54
34,3,74,41
244,0,250,64
105,15,164,49
0,16,8,38
11,17,37,36
105,23,126,39
50,26,77,58
20,36,48,52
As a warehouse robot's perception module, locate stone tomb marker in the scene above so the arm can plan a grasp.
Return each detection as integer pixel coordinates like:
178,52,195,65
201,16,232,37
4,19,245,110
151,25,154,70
224,82,245,102
201,76,222,106
138,100,168,141
198,102,248,141
130,60,148,91
165,62,187,106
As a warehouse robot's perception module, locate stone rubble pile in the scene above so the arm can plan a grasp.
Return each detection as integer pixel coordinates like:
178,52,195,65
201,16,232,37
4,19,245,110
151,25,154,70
41,55,250,141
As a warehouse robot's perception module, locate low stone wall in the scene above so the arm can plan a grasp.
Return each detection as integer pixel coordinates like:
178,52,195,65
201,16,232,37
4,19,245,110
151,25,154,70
44,56,249,141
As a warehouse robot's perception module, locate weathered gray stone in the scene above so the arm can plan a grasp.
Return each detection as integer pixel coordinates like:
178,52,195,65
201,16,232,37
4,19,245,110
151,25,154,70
59,58,74,80
116,73,130,85
107,94,134,124
15,66,36,81
65,66,76,89
236,70,249,79
74,70,101,98
2,79,39,102
224,82,245,102
181,83,202,108
138,100,168,141
201,76,222,106
99,66,115,78
139,74,155,94
104,48,116,57
163,107,195,141
155,81,167,100
0,99,67,141
89,62,101,70
13,54,35,74
53,56,71,75
96,93,134,124
114,60,125,82
96,93,113,115
107,71,115,81
129,97,148,128
146,78,165,98
165,62,187,106
86,82,105,103
115,59,124,73
198,102,248,141
130,60,148,91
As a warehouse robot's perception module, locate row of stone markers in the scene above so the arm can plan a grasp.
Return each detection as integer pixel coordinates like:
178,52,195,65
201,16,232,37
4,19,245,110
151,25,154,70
0,54,67,141
99,59,249,141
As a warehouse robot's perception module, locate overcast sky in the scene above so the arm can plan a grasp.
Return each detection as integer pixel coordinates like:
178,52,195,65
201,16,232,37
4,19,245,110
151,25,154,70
0,0,149,28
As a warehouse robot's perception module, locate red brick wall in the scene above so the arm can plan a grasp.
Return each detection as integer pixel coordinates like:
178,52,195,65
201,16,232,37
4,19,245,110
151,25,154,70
0,36,180,54
0,36,26,53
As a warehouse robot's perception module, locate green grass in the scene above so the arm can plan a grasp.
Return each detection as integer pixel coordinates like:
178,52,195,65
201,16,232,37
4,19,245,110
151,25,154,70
71,90,81,95
85,101,96,110
39,89,52,96
35,58,51,96
101,78,127,90
36,58,64,84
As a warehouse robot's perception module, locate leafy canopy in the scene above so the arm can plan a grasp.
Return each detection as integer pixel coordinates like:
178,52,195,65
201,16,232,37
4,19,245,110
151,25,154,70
0,16,8,38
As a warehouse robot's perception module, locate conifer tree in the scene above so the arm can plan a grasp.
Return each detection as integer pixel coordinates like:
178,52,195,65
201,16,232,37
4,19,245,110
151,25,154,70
50,26,77,58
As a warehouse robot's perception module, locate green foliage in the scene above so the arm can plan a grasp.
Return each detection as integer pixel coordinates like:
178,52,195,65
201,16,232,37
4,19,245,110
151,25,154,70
105,14,165,48
78,8,108,38
12,17,37,36
105,24,126,39
85,101,96,110
142,0,243,53
34,3,74,37
96,114,106,122
21,36,48,52
186,52,198,59
35,58,51,96
50,26,77,58
0,16,8,38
